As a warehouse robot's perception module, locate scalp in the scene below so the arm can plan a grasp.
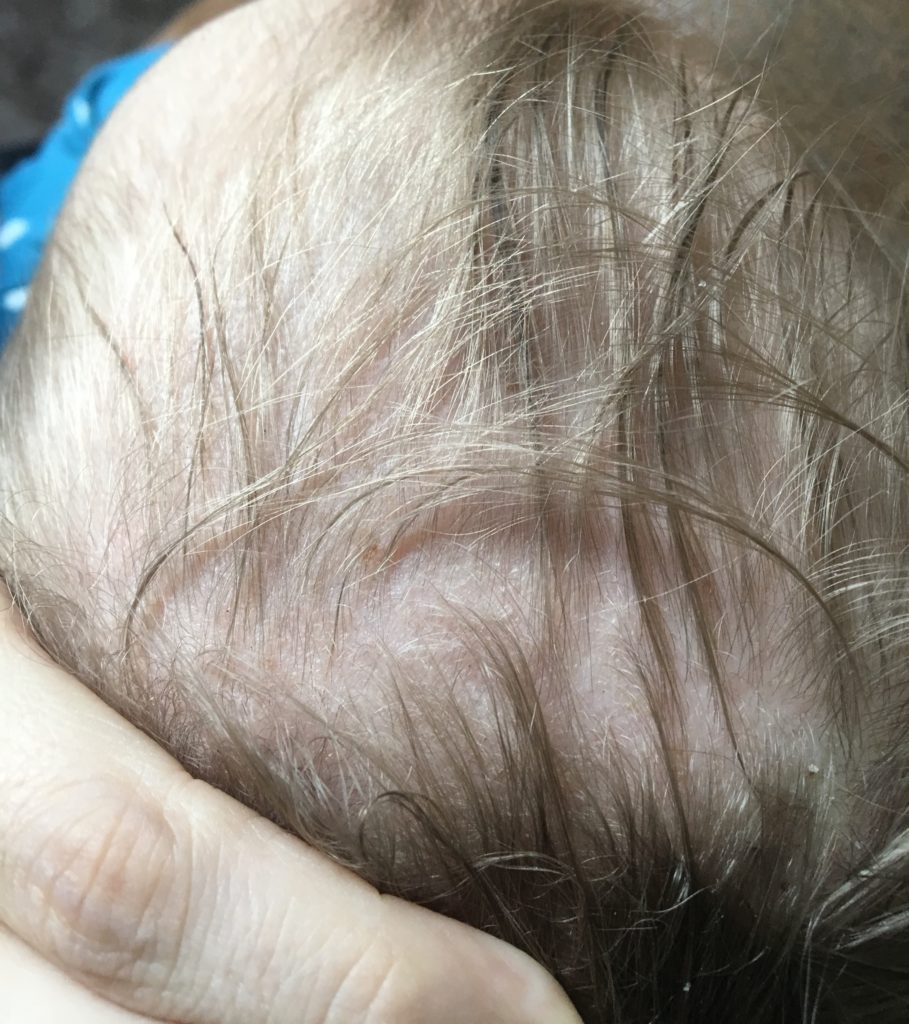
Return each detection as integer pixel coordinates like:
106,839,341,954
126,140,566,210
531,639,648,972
1,3,908,1020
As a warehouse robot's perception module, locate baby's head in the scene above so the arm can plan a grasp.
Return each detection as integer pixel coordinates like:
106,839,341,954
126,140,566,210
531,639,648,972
2,1,908,1019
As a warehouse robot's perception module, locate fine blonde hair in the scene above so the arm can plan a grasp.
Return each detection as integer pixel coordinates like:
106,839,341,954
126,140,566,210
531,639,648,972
1,2,907,1020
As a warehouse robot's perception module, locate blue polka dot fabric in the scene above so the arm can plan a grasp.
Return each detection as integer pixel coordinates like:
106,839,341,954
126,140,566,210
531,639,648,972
0,45,171,351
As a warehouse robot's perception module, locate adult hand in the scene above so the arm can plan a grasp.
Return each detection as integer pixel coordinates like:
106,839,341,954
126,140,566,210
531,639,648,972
1,924,157,1023
0,585,582,1024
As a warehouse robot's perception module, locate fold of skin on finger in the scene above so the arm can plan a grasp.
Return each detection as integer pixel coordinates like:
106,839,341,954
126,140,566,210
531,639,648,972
0,924,159,1024
0,587,582,1024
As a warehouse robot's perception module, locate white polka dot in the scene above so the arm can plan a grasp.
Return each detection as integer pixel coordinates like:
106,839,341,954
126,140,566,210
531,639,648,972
3,287,28,314
0,218,29,250
72,97,92,128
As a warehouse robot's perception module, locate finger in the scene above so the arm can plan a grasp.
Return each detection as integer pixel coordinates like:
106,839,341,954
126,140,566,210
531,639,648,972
0,587,582,1024
0,925,161,1024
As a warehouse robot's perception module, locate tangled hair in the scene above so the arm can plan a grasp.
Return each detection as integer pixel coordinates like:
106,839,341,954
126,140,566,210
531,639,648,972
1,1,908,1020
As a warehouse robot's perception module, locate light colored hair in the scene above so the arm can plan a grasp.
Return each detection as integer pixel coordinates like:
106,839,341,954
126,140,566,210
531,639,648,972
1,2,908,1020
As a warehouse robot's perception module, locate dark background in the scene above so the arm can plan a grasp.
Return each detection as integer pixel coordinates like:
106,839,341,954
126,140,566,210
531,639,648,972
0,0,185,147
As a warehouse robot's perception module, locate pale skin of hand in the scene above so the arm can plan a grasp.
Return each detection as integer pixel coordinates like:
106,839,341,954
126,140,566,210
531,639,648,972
0,582,581,1024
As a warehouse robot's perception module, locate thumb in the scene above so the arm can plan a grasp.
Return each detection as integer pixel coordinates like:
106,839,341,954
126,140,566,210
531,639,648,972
0,587,582,1024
